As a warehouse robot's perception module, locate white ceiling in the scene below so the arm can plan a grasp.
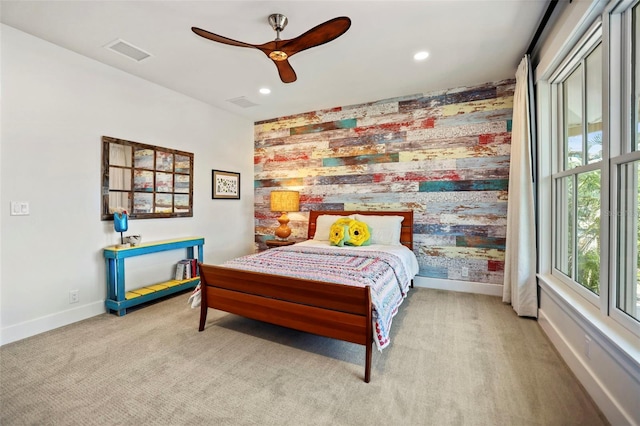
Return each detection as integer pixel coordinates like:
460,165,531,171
0,1,550,122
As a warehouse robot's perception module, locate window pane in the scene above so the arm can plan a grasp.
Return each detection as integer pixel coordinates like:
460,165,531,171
577,170,601,294
586,45,603,163
617,160,639,322
109,143,131,167
564,66,584,169
555,176,574,277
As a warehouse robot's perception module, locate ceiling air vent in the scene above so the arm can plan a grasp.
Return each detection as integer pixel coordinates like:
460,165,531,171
104,39,151,62
226,96,259,108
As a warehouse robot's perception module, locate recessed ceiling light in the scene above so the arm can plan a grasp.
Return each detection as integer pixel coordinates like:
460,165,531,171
414,51,429,61
259,88,271,95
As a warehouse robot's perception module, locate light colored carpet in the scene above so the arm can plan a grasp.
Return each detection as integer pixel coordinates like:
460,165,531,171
1,288,607,425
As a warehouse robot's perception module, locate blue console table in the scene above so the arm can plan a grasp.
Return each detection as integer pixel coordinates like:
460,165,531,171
104,236,204,316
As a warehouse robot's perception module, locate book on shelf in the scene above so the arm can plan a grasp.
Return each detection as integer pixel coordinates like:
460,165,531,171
175,259,198,281
174,262,186,281
190,258,197,277
182,259,192,279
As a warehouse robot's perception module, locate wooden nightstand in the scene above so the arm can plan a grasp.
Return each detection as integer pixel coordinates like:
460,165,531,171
266,239,296,248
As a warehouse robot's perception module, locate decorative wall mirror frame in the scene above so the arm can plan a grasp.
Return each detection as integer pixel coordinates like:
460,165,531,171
101,136,194,220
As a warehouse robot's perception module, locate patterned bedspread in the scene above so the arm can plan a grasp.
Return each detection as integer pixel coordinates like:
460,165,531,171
221,245,412,350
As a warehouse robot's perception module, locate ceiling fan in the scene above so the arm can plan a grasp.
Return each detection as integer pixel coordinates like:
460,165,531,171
192,14,351,84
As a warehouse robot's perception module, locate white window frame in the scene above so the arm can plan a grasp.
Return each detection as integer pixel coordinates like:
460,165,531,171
545,0,640,337
549,22,606,311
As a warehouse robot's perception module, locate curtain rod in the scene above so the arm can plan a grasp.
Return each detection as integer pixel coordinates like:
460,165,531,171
526,0,561,55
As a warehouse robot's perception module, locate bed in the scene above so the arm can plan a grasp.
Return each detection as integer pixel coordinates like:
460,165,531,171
197,210,418,382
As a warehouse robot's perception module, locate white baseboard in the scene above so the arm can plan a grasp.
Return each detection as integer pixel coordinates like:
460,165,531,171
0,277,500,346
538,308,638,425
536,274,640,426
413,276,503,297
1,301,105,346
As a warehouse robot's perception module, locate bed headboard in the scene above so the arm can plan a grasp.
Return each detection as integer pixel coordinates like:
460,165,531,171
308,210,414,250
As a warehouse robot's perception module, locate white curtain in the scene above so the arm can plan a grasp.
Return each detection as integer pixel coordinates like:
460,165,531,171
503,56,538,317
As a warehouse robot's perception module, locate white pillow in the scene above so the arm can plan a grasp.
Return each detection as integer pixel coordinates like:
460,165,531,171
313,214,355,241
354,214,404,245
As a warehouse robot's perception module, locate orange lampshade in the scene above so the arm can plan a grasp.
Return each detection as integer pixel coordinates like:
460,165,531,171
270,190,300,213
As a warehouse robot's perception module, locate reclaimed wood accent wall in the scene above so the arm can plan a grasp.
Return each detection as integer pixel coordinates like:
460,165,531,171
254,79,514,287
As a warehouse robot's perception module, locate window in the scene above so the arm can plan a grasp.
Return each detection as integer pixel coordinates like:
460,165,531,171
552,36,603,297
549,4,640,334
101,136,194,220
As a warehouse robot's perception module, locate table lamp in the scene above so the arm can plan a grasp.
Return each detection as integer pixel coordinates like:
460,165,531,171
270,190,299,240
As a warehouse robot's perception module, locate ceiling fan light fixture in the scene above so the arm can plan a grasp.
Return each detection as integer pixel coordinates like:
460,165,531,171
269,50,288,61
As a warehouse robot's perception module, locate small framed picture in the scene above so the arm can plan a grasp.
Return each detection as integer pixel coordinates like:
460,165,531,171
212,170,240,199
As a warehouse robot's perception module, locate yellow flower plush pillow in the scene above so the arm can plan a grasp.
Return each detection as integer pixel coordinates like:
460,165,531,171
345,220,371,246
329,218,371,247
329,220,350,246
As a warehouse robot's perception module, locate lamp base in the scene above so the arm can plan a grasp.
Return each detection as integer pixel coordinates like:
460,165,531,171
274,212,291,240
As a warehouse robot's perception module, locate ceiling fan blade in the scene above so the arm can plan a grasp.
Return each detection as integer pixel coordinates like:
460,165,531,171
191,27,258,49
281,17,351,56
192,15,350,84
273,59,297,83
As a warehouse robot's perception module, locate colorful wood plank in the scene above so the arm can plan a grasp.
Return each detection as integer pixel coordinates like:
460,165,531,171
253,79,515,287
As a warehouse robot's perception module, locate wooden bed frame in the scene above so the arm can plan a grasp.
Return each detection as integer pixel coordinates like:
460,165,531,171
198,210,414,383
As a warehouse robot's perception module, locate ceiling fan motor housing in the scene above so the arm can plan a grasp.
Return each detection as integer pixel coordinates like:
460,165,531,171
268,14,288,32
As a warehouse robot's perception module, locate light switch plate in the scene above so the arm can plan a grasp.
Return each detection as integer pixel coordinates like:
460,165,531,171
10,201,29,216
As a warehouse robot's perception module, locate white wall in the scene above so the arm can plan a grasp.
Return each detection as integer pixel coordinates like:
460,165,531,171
0,25,255,345
533,2,640,424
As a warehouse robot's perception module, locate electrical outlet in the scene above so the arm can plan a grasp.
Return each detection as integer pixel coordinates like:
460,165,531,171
461,267,469,278
69,290,79,304
584,335,592,359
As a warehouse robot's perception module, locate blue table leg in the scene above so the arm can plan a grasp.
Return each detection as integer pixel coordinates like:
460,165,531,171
116,259,126,316
197,244,204,275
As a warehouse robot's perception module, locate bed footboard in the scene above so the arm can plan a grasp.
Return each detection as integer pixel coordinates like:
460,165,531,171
198,263,374,382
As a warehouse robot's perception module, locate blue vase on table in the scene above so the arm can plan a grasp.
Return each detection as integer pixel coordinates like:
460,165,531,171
114,211,128,244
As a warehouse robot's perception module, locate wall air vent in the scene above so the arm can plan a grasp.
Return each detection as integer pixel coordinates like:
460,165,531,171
226,96,259,108
104,39,151,62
